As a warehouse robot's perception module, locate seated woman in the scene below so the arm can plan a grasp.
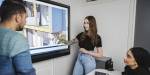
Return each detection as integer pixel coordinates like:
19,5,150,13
123,47,150,75
68,16,103,75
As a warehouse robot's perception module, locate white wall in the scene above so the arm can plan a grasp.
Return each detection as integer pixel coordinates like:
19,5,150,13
71,0,136,71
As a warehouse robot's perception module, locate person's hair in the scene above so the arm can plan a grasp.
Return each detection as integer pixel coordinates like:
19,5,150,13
130,47,150,68
84,16,98,45
0,0,26,22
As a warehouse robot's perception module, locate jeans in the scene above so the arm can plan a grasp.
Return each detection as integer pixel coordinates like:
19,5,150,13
0,51,36,75
73,52,96,75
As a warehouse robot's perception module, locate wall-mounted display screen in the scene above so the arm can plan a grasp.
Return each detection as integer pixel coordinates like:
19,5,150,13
24,0,69,54
24,0,70,62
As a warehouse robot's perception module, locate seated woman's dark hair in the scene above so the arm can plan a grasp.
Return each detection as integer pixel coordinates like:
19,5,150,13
0,0,26,22
130,47,150,68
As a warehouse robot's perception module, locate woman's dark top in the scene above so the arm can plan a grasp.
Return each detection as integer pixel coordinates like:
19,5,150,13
122,66,150,75
76,32,102,51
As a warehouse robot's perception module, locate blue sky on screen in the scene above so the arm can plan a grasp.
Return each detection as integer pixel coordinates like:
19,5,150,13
0,0,4,6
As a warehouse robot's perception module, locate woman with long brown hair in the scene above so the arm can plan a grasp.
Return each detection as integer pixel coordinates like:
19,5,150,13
72,16,103,75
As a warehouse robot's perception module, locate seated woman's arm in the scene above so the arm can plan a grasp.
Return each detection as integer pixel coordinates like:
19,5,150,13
80,47,103,58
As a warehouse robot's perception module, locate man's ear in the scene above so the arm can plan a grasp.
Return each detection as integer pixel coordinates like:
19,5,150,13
15,14,22,23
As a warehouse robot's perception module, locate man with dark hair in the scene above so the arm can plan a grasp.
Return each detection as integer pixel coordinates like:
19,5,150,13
0,0,36,75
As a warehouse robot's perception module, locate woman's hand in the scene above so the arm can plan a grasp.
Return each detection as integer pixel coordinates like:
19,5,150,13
80,48,89,54
80,48,103,58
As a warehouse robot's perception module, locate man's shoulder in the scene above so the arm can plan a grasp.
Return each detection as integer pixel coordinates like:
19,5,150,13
7,31,25,40
3,31,27,47
13,32,26,40
0,28,25,41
